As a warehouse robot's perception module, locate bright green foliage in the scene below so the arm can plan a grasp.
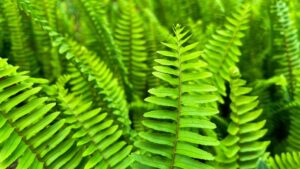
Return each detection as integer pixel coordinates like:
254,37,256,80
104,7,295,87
1,0,300,168
268,151,300,169
54,76,134,169
134,25,219,169
0,58,81,168
115,1,148,99
76,0,125,78
216,68,269,169
202,4,250,101
66,39,131,132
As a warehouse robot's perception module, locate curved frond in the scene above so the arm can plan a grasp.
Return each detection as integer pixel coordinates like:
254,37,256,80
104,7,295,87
54,76,134,169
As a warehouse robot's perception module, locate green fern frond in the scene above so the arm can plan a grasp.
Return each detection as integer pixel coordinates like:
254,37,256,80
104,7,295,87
30,0,60,81
216,68,269,169
134,25,219,169
66,39,131,131
0,58,84,168
1,0,39,75
202,3,250,101
54,75,134,169
115,1,148,99
268,151,300,169
270,0,300,100
76,0,125,80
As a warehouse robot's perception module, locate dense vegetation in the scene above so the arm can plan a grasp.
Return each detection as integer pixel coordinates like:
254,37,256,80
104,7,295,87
0,0,300,168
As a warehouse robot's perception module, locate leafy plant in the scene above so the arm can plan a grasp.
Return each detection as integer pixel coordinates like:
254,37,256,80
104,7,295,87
1,0,300,169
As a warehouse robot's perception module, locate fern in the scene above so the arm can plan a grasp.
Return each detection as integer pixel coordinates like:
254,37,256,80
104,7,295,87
75,0,125,80
215,68,269,169
134,25,219,169
202,3,250,101
0,58,83,168
268,151,300,169
1,0,39,75
115,1,148,99
66,39,131,131
17,0,131,132
270,0,300,100
54,76,134,168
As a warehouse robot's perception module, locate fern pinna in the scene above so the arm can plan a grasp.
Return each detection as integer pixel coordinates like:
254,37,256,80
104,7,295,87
134,25,219,169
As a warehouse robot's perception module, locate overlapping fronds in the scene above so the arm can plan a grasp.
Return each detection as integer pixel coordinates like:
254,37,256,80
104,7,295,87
115,1,148,99
66,40,130,131
216,68,269,169
202,3,250,101
16,0,131,131
134,25,219,169
0,58,83,168
76,0,125,79
54,76,134,169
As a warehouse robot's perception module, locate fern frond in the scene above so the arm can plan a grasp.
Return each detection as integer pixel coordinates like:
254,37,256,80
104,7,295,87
66,39,131,131
268,151,300,169
115,1,148,99
76,0,125,80
270,0,300,100
54,75,134,169
134,25,219,169
1,0,39,75
0,58,84,168
30,0,58,80
216,68,269,169
202,3,250,101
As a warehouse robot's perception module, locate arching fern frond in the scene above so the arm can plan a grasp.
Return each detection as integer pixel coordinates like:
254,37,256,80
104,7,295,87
270,0,300,100
268,151,300,169
115,1,148,100
216,68,269,169
134,25,219,169
0,58,84,168
54,75,134,169
202,3,250,101
66,39,131,132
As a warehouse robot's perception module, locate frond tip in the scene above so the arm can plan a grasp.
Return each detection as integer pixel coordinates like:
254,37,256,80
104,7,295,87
134,24,219,169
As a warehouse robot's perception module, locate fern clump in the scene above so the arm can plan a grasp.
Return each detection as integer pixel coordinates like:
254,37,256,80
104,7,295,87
1,0,300,168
